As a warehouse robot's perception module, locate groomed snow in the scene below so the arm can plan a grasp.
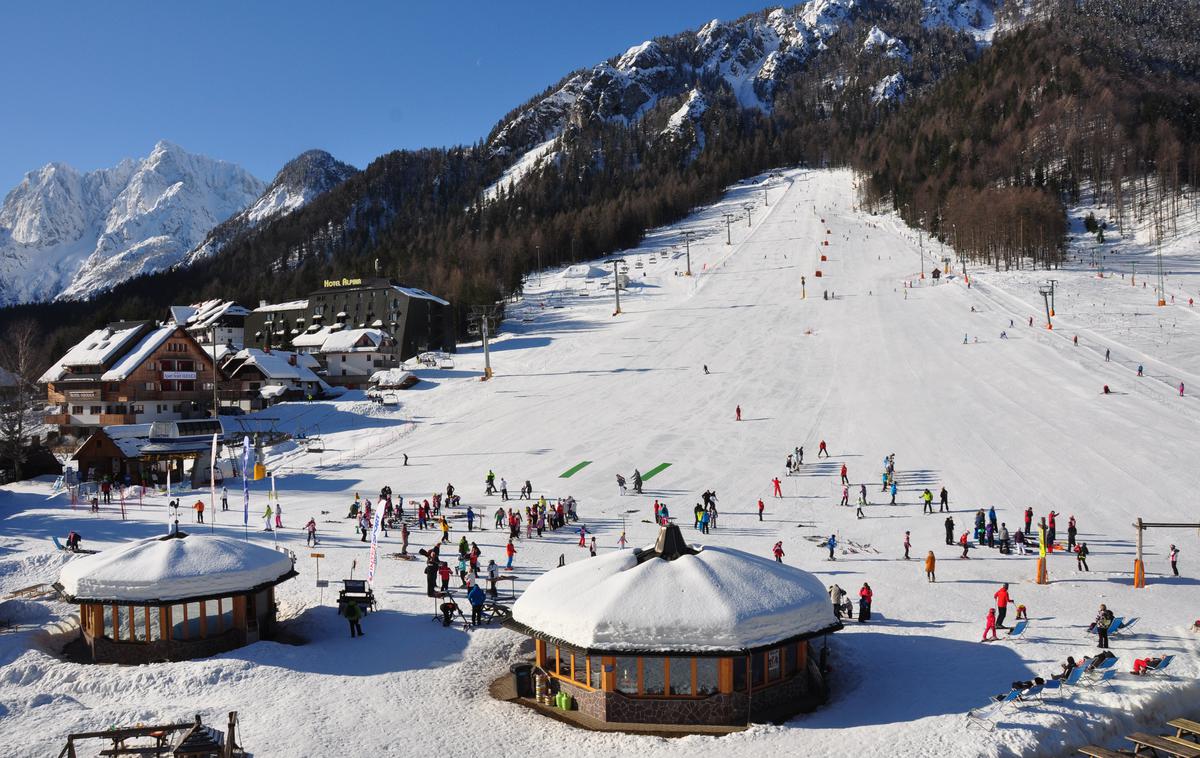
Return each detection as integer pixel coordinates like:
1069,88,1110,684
512,542,838,652
57,533,294,602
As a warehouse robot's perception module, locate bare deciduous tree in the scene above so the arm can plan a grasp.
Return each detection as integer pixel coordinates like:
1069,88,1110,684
0,320,44,482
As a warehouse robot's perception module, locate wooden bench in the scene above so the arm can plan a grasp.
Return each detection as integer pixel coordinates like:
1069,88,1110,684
1169,719,1200,742
1127,732,1200,757
5,584,52,600
1077,747,1129,758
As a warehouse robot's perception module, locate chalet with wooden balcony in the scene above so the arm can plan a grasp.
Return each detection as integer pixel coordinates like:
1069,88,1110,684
41,322,221,440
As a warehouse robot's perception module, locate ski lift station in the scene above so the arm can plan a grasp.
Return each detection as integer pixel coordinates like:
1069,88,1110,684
501,524,841,730
54,531,297,664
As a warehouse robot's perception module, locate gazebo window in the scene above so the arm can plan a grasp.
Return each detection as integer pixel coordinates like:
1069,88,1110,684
615,657,639,694
589,659,603,690
572,651,587,684
556,648,571,678
767,648,783,682
750,652,765,689
215,597,234,633
696,658,719,696
642,658,666,695
668,658,692,695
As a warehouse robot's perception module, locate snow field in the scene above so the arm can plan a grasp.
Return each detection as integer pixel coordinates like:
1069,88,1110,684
2,169,1199,757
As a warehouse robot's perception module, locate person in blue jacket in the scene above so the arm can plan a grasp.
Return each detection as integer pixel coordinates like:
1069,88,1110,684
468,583,487,626
827,534,837,560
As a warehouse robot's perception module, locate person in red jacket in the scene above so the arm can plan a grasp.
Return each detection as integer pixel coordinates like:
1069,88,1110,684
818,440,829,458
505,539,517,569
959,532,970,558
772,540,785,563
982,608,999,641
994,582,1012,629
858,583,873,622
735,405,742,421
840,463,849,485
758,498,765,521
772,477,782,498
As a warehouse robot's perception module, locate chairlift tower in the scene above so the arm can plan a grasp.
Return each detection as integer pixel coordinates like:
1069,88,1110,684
469,305,501,380
1038,284,1054,330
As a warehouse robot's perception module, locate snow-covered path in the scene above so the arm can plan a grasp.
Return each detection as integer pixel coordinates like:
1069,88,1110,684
3,170,1198,757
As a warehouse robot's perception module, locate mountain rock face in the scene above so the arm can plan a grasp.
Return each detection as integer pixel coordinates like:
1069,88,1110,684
183,150,358,265
485,0,1001,190
0,141,264,304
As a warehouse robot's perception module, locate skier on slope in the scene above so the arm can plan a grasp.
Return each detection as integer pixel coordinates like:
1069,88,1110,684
773,541,785,563
840,486,849,507
982,608,999,641
922,488,934,514
840,463,849,485
818,440,829,458
758,498,765,521
772,477,783,498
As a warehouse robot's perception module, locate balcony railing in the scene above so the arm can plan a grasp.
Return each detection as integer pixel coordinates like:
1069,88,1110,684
99,413,138,425
44,414,71,426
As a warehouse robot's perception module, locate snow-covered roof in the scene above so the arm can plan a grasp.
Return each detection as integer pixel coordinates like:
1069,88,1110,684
291,326,334,348
319,328,386,354
73,424,151,459
176,299,250,330
39,323,147,382
511,529,840,653
100,325,176,381
228,348,326,385
369,369,415,388
392,286,449,306
57,532,295,603
253,299,308,313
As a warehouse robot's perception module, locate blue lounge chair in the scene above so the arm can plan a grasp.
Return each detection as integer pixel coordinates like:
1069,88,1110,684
966,689,1020,730
1007,620,1028,639
50,536,66,551
1145,654,1174,678
1111,617,1137,636
1015,683,1045,704
1089,668,1118,690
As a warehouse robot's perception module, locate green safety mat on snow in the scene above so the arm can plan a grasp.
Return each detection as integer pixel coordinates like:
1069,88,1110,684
559,460,592,478
640,462,672,481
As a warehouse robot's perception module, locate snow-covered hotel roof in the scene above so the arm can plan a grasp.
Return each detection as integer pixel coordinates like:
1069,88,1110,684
510,525,840,653
57,532,296,604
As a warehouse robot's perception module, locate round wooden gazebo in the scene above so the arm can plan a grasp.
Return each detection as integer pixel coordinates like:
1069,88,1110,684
55,530,296,664
504,524,841,727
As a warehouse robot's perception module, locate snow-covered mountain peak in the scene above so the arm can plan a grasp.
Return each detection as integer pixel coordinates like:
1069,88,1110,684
0,143,264,304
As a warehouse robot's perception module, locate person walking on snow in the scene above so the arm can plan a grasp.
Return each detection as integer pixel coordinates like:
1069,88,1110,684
840,486,849,507
858,583,873,622
994,583,1012,628
262,504,273,531
194,500,205,524
826,534,837,561
889,480,898,505
903,531,911,560
466,506,475,532
1076,542,1089,571
840,464,848,485
1024,506,1033,535
772,477,783,498
616,474,627,496
1170,544,1180,576
735,405,742,421
274,502,283,529
305,518,318,546
922,488,933,514
773,541,785,563
500,478,509,501
1067,516,1077,551
945,516,955,545
758,499,765,521
939,486,949,512
344,599,364,638
859,484,868,507
925,551,936,582
618,531,627,549
505,540,517,570
818,440,829,458
982,608,999,641
221,485,229,511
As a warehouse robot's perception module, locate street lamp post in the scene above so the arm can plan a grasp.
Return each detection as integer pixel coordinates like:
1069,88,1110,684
1038,285,1054,330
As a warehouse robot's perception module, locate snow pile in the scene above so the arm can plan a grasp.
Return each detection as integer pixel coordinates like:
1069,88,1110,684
57,533,293,602
512,543,838,652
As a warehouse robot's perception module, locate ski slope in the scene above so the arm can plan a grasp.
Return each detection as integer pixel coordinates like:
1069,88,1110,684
3,169,1199,757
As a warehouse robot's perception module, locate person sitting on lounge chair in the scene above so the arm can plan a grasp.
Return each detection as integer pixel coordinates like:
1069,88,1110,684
1132,656,1164,675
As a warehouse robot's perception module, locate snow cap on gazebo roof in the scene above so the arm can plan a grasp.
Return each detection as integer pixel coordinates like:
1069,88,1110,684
57,532,295,603
510,524,840,653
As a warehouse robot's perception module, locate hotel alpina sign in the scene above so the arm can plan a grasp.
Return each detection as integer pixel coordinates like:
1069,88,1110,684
323,277,363,288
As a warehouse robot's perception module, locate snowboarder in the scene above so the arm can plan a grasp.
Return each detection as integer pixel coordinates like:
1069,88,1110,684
1137,364,1143,377
616,474,627,496
826,534,837,561
858,583,872,622
903,531,911,560
735,405,741,421
840,463,849,485
982,608,998,641
757,498,765,521
945,516,955,545
818,440,829,458
772,477,782,498
65,531,83,552
1170,544,1180,576
925,551,936,582
344,599,364,638
773,541,785,563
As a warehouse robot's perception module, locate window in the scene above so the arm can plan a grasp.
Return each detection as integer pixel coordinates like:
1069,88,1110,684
177,380,195,391
767,648,782,682
615,657,639,694
556,647,571,678
132,404,144,414
785,644,800,678
642,657,665,696
72,405,83,414
589,658,603,690
668,658,692,695
145,382,156,391
178,360,194,371
116,605,132,641
696,658,719,696
89,406,101,415
215,597,234,633
104,604,116,639
751,652,765,689
733,657,747,692
171,602,202,640
572,651,587,684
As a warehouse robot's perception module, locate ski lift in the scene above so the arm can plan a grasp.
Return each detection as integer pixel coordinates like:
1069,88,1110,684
381,393,400,407
305,436,325,454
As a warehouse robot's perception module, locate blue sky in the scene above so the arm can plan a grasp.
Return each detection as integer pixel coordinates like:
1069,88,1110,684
0,1,774,189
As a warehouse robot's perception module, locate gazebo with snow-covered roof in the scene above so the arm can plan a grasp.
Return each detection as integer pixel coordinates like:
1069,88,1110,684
54,531,297,664
504,524,842,727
